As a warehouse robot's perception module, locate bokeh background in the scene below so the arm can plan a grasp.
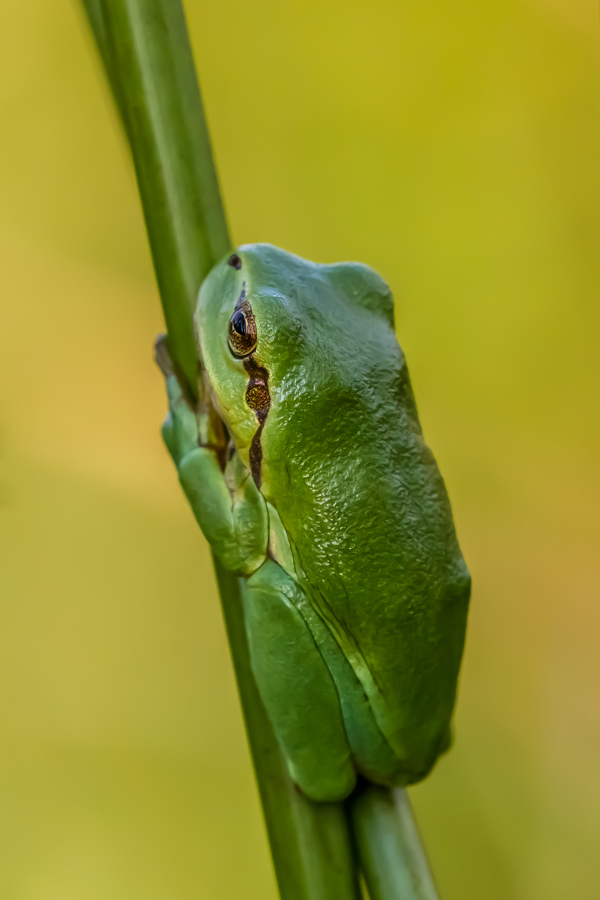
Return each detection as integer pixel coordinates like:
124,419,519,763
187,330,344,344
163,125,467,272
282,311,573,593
1,0,599,897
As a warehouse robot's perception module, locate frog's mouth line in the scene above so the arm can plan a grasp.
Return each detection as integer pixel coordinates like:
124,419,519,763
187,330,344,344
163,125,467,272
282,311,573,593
243,356,270,488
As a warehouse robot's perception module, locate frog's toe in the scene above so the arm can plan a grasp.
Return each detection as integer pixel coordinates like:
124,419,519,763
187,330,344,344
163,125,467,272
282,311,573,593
154,333,174,378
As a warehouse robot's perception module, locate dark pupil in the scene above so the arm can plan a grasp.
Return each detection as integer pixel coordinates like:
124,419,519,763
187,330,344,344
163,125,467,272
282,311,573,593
231,310,246,336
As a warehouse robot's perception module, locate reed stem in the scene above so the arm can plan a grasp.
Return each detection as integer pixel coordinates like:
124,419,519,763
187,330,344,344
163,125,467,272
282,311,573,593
80,2,362,897
349,786,439,900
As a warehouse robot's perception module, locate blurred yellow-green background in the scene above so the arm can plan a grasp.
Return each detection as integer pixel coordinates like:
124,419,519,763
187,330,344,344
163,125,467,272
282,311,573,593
1,0,599,897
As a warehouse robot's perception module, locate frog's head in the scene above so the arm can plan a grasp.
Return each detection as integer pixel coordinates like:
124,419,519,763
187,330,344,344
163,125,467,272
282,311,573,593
195,243,396,485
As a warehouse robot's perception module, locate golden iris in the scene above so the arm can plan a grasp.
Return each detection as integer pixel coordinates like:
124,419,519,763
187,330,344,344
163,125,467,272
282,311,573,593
228,303,257,357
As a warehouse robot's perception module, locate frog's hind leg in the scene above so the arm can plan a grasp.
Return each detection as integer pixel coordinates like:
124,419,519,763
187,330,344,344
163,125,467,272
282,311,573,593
244,560,356,802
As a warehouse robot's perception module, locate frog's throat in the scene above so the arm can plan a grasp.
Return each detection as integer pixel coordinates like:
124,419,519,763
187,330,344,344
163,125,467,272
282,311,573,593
243,355,271,488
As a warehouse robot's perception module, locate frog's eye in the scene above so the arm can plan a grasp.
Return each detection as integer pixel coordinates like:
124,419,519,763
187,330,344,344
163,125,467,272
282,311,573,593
227,304,257,358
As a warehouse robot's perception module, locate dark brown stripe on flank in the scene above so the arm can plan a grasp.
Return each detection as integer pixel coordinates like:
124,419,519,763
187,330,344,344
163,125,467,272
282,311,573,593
243,356,271,488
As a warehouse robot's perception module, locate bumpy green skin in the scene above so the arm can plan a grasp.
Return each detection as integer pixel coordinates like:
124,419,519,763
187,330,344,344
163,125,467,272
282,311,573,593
162,243,470,802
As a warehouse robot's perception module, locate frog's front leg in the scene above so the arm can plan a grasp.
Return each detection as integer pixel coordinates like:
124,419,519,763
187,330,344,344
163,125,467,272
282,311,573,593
244,559,356,802
157,341,268,576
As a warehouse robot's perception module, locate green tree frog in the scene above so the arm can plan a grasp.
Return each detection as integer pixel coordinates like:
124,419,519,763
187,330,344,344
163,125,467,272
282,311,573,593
158,244,470,803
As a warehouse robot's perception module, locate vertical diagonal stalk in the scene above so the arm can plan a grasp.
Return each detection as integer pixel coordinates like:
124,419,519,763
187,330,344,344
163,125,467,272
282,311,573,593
80,1,362,897
86,0,229,397
349,786,439,900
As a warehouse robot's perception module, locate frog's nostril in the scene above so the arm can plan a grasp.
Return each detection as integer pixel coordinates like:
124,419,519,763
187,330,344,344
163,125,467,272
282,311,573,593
228,253,242,270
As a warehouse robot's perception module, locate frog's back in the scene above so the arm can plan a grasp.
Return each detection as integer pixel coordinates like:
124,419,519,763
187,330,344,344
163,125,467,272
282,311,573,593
243,244,470,783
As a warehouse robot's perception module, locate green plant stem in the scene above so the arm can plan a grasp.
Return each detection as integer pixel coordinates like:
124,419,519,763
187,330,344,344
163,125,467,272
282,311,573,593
80,1,362,897
85,0,230,397
349,786,439,900
216,563,361,900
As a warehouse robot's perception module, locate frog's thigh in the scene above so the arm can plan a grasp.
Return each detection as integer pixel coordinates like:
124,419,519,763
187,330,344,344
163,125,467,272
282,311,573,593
244,560,356,802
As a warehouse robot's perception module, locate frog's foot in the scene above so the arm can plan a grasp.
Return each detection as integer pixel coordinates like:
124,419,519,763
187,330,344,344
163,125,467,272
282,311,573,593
244,559,356,802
